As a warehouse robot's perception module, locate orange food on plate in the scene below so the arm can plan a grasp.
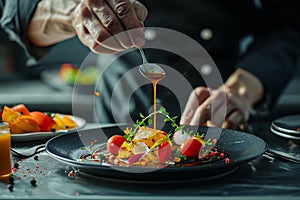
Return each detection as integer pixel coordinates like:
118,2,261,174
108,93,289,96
1,106,21,123
1,104,77,134
29,111,56,132
52,113,77,130
9,115,40,134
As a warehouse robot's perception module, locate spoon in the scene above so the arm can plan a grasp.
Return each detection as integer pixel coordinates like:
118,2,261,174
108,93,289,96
138,48,166,81
11,144,45,158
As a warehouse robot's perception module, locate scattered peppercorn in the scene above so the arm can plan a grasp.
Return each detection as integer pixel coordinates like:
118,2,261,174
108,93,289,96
8,177,14,184
7,184,13,192
51,128,56,132
65,125,69,129
34,156,39,161
13,163,19,169
30,179,37,187
68,170,74,177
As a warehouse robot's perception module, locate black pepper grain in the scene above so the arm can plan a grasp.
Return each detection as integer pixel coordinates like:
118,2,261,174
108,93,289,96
51,128,56,132
30,179,37,187
7,184,13,192
34,155,39,161
13,163,19,169
8,177,14,184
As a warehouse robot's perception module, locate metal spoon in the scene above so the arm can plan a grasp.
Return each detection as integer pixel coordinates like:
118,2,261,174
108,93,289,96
138,48,166,81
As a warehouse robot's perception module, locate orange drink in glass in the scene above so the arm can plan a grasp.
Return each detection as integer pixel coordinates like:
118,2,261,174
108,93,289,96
0,122,12,181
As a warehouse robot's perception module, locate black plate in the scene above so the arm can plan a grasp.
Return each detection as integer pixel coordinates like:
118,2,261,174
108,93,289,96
271,115,300,138
45,125,267,182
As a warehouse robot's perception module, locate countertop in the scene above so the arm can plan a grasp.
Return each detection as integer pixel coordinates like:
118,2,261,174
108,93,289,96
0,121,300,200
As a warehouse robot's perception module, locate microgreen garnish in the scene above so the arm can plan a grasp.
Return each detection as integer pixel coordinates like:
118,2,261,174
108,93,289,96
97,154,107,162
124,107,185,142
180,155,187,161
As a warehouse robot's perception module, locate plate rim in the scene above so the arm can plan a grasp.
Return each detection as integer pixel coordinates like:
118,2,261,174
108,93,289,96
270,126,300,140
271,114,300,135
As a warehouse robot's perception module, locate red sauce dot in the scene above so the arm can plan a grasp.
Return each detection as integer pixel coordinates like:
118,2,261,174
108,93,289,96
225,157,230,164
68,171,74,177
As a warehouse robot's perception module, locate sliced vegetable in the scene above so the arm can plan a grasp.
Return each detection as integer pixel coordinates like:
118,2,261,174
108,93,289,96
30,111,56,132
60,115,77,128
128,153,144,165
11,104,30,115
158,141,172,164
107,135,126,155
1,106,21,123
9,115,40,134
180,137,203,157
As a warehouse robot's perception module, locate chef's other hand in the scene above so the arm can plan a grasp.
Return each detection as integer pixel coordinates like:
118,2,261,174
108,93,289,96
180,69,264,129
28,0,147,54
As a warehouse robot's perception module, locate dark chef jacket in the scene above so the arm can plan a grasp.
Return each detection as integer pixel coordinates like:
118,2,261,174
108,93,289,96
1,0,300,122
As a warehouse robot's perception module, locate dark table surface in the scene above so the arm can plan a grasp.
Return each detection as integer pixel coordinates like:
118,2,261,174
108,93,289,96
1,120,300,200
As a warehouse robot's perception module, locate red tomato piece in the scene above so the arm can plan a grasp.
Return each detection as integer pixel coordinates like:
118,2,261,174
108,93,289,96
128,153,144,165
29,111,56,132
107,135,126,155
158,141,172,164
12,104,30,115
180,137,203,157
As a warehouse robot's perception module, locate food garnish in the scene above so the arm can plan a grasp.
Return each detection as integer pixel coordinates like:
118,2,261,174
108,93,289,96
0,104,77,134
80,107,227,168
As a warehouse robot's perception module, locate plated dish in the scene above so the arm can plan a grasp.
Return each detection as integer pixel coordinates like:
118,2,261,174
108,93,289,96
11,115,86,142
46,124,267,182
41,63,99,91
0,104,86,142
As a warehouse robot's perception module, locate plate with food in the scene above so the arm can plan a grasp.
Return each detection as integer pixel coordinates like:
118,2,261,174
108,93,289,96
46,108,267,182
41,63,99,91
1,104,86,142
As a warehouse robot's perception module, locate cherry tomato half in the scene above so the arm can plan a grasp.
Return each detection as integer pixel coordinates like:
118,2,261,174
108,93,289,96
107,135,126,155
180,137,203,157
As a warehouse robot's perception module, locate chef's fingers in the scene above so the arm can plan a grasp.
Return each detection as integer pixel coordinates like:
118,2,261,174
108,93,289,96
222,110,244,129
222,103,250,129
189,101,211,126
74,18,117,54
87,0,131,49
81,4,125,51
106,0,145,48
180,87,210,125
189,90,226,126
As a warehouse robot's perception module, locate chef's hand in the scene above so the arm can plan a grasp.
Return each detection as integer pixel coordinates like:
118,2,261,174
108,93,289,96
28,0,147,54
180,69,264,129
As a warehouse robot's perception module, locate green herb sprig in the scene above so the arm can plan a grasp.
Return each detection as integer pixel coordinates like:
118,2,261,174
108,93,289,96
124,107,185,142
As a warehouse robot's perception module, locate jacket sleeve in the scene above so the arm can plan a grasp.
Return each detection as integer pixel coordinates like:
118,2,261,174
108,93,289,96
0,0,51,61
237,30,300,107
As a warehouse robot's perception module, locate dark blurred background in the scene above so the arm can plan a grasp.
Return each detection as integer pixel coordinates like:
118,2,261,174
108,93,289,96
1,23,300,122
